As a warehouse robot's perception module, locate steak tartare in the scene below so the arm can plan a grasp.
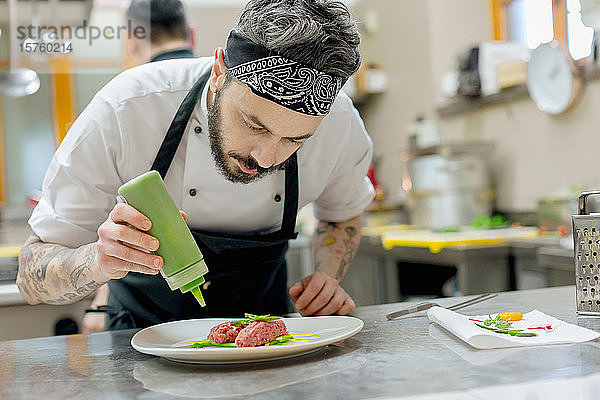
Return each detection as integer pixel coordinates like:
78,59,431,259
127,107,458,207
235,320,289,347
208,322,248,344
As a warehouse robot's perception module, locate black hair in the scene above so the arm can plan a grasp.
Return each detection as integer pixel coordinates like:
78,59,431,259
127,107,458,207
236,0,361,78
127,0,188,44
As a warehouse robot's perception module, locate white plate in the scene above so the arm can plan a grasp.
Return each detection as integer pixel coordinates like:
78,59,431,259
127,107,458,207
131,316,364,364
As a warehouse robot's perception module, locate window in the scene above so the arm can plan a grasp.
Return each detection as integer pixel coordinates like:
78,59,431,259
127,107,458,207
493,0,594,60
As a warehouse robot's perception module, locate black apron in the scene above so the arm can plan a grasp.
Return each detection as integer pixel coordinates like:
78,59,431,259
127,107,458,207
106,67,299,329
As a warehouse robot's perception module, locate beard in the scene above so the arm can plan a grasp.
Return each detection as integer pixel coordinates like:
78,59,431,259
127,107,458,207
207,85,286,184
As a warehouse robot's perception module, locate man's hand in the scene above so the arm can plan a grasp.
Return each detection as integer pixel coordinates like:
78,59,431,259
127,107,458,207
289,271,355,316
289,215,362,316
94,203,164,280
16,204,189,306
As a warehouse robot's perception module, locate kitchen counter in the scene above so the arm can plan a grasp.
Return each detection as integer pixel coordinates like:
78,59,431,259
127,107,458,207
2,286,600,399
354,233,576,299
357,235,513,295
0,282,92,340
537,245,574,270
0,283,24,306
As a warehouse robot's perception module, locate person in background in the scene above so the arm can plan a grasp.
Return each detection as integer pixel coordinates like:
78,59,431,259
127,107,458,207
81,0,195,333
126,0,195,64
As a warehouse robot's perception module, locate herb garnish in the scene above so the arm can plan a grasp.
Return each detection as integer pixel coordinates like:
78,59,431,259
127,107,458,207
189,334,294,348
229,313,283,325
475,314,537,337
190,339,237,348
265,334,294,346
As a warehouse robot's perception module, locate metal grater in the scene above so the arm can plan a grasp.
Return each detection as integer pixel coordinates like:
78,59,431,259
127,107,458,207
573,191,600,314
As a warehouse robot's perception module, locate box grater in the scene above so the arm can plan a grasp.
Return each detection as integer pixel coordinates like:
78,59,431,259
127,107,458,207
573,191,600,314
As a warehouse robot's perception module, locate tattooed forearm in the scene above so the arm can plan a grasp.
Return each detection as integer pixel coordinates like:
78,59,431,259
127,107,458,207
336,226,359,279
313,215,362,281
16,234,104,305
46,280,104,304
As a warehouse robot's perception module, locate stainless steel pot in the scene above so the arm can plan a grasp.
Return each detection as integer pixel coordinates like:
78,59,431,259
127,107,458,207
404,149,494,229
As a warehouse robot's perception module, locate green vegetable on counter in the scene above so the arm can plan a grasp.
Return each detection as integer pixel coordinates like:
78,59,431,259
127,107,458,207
471,215,509,229
434,227,461,233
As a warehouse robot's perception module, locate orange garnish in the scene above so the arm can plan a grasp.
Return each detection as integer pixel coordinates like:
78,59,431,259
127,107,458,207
498,312,523,321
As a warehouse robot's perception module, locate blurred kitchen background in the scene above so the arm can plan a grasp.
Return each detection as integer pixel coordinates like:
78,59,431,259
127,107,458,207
1,0,600,339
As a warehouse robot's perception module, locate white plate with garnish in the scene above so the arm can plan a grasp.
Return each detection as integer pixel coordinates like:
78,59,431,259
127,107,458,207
131,315,364,364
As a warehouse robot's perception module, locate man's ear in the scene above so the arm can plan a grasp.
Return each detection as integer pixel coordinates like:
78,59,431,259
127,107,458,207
126,32,149,64
209,47,227,92
127,31,139,55
187,24,196,49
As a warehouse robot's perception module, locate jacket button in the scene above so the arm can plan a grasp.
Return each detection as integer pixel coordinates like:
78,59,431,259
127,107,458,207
189,189,197,196
274,194,282,202
194,126,202,134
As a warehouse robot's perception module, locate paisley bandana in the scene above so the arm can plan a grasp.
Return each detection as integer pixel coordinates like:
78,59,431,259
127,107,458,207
223,30,347,116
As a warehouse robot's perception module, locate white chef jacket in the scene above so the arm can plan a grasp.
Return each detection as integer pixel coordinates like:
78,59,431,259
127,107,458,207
29,57,375,248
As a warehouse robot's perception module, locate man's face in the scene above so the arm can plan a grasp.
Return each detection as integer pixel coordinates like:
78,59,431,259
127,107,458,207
207,77,324,184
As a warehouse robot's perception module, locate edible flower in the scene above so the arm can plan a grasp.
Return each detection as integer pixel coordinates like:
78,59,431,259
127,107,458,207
498,312,523,322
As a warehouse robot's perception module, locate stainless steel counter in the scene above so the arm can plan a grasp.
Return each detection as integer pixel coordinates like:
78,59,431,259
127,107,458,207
357,236,513,296
2,286,600,399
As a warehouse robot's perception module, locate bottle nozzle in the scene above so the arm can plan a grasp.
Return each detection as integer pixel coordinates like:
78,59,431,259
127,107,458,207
190,286,206,307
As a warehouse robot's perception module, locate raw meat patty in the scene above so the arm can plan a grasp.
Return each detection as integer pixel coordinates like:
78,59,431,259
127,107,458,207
234,320,288,347
208,322,247,344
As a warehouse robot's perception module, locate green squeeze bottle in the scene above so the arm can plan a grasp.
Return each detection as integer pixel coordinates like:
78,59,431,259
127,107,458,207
117,170,208,306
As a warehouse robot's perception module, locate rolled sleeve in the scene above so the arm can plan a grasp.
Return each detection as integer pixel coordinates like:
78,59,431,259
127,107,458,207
313,106,375,222
28,94,125,248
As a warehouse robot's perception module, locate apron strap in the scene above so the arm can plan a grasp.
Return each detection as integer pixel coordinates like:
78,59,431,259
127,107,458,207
280,151,299,236
110,63,300,327
151,67,212,178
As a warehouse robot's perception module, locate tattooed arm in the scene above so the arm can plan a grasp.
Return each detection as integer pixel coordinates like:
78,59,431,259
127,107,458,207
289,215,361,316
312,216,362,281
17,203,165,305
16,234,105,305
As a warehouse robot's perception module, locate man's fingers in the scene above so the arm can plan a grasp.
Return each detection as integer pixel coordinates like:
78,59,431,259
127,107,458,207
98,238,163,272
289,281,303,302
301,282,336,316
104,241,163,269
112,224,159,252
294,274,325,311
95,203,162,281
291,272,355,316
97,252,161,277
336,297,356,315
110,203,152,231
315,288,348,316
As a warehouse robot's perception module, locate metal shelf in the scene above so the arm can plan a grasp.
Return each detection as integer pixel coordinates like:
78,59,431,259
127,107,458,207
436,84,528,119
436,65,600,119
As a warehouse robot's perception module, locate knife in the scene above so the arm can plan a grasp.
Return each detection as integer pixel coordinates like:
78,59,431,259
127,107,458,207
386,302,437,320
386,293,497,320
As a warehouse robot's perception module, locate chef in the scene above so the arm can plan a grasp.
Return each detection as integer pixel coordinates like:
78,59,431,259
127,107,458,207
17,0,374,330
126,0,196,64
